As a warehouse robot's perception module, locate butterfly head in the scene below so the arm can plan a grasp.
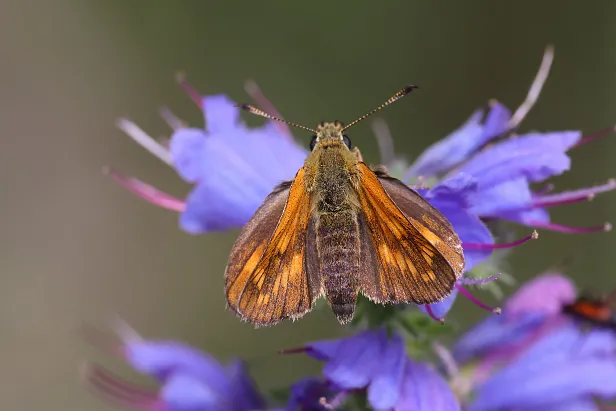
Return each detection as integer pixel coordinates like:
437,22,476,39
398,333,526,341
311,121,351,150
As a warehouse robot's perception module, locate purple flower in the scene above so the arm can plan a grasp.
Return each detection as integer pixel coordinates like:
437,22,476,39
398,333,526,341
444,273,616,410
468,323,616,411
453,273,577,364
83,322,263,411
289,328,460,411
407,101,511,179
112,79,306,234
402,47,616,235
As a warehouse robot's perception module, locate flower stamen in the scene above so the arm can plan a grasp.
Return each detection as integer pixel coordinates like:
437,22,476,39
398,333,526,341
533,179,616,208
571,126,616,149
371,118,396,166
527,221,612,234
244,80,293,139
82,362,158,410
463,231,538,250
104,167,186,212
116,119,173,166
456,284,501,314
159,107,187,131
175,71,202,109
508,45,554,130
425,305,445,324
458,274,501,285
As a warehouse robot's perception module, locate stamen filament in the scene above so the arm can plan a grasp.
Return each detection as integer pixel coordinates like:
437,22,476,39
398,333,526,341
175,72,203,108
458,274,501,285
104,168,186,212
508,45,554,129
159,107,187,131
83,363,157,410
425,305,445,324
244,80,293,139
116,119,173,166
456,284,501,314
371,118,395,166
571,126,616,149
527,221,612,234
533,179,616,208
463,231,538,250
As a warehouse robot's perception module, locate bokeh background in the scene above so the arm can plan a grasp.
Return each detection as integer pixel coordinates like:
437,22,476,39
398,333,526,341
1,1,616,410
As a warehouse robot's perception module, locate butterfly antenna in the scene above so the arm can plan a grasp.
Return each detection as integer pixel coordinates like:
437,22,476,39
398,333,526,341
237,104,317,134
342,85,418,131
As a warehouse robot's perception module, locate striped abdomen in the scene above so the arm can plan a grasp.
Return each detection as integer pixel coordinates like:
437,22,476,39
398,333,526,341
316,209,361,324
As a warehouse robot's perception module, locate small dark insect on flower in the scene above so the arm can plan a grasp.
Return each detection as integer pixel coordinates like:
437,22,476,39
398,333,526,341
562,288,616,330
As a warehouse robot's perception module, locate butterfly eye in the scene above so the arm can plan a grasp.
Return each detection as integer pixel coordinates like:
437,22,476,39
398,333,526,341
309,136,317,151
342,134,352,149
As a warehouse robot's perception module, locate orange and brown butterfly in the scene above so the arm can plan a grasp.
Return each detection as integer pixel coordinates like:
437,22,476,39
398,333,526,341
224,86,465,326
562,287,616,330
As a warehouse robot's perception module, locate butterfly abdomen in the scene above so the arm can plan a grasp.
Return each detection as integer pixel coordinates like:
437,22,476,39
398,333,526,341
316,209,361,324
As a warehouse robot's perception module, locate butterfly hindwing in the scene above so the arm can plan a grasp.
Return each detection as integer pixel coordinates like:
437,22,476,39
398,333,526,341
356,163,464,305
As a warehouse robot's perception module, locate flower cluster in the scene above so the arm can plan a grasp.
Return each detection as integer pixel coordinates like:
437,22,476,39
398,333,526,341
450,273,616,411
86,47,616,410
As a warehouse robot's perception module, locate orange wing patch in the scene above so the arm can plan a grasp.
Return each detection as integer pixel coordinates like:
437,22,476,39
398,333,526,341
225,168,316,326
356,163,461,305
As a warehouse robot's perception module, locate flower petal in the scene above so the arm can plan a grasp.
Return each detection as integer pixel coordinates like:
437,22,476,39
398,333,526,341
418,288,459,319
468,177,533,216
453,312,547,363
225,360,265,411
455,131,581,188
322,330,382,389
170,128,209,183
124,340,228,385
160,372,223,411
397,359,460,411
533,398,600,411
203,95,243,134
504,273,576,316
426,173,494,271
180,179,266,233
368,331,406,409
408,102,510,178
469,325,616,411
169,95,307,234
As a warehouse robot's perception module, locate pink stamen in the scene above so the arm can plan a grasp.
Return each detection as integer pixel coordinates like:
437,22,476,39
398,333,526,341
571,126,616,149
175,72,203,109
533,179,616,208
456,284,501,314
83,363,158,410
319,391,349,410
278,346,308,355
159,107,186,131
527,220,612,234
458,274,501,285
425,305,445,324
463,231,538,250
104,167,186,212
244,80,293,139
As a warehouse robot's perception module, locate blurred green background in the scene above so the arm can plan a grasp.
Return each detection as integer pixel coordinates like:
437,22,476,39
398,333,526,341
1,1,616,410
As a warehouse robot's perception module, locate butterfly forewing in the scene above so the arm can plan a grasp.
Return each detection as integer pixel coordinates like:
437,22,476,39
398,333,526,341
224,168,322,326
356,164,464,305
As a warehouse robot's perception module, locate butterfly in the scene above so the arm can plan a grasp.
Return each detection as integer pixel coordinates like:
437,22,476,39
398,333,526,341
224,85,465,326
